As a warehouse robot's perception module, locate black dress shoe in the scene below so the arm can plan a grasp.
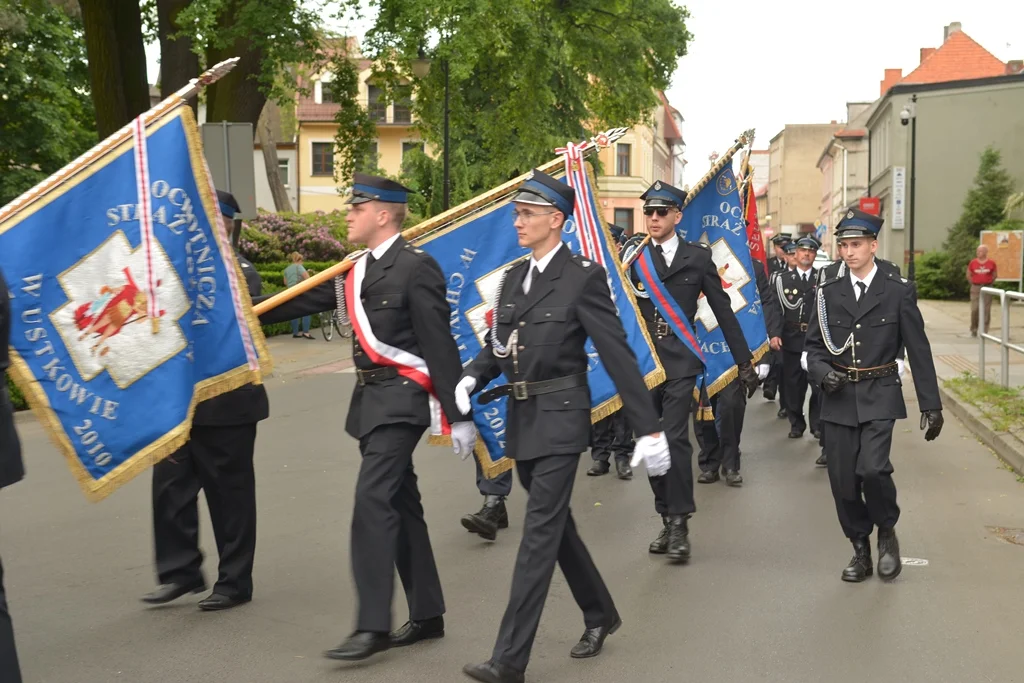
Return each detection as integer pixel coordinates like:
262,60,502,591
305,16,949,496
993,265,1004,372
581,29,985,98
390,616,444,646
587,461,610,476
570,616,622,658
776,408,787,419
325,631,390,661
762,388,776,401
614,459,633,480
198,592,251,611
724,470,743,486
841,538,873,583
463,660,525,683
877,527,902,581
141,580,205,605
788,429,804,439
811,429,822,440
461,496,509,541
697,470,720,484
815,452,827,466
666,515,691,563
648,516,670,554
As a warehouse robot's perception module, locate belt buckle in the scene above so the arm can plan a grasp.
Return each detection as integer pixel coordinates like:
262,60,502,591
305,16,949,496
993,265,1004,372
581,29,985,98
656,321,670,336
845,367,860,382
512,381,529,401
800,323,808,332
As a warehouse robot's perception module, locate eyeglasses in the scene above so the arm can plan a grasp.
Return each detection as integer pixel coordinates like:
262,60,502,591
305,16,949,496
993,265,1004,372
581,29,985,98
643,207,675,217
512,209,557,220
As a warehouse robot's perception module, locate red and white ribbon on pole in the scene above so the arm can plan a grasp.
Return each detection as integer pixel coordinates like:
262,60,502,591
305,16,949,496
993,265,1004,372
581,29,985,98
130,116,161,329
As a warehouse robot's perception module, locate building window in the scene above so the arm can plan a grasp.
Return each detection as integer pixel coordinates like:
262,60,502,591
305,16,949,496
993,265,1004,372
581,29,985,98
356,141,378,173
311,142,334,176
616,144,631,176
367,85,387,122
402,141,424,160
277,159,290,187
613,208,634,235
320,82,335,104
394,86,413,124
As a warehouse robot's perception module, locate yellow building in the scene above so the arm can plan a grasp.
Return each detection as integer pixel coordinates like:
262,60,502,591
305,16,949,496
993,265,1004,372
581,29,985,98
595,91,685,236
295,54,424,213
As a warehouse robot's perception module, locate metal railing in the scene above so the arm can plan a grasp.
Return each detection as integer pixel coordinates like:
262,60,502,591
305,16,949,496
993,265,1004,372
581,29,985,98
979,287,1024,387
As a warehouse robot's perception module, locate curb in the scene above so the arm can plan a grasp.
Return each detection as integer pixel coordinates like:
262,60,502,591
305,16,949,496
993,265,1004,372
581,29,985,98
938,383,1024,476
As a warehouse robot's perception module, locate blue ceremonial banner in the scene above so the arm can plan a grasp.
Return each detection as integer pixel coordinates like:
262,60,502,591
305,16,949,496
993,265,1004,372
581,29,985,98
0,101,271,501
414,162,663,478
679,164,769,396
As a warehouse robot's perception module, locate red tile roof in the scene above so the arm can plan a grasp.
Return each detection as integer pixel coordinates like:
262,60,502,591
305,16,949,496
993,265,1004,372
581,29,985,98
898,31,1006,88
835,128,867,138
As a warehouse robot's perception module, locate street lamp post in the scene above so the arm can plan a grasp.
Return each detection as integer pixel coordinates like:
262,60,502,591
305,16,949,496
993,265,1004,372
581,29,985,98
901,95,918,280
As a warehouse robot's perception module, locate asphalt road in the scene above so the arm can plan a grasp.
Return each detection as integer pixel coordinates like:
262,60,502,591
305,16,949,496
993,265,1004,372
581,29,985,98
4,367,1024,683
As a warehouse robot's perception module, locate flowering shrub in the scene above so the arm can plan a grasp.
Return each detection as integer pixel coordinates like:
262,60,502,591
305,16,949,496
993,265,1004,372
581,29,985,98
239,210,359,263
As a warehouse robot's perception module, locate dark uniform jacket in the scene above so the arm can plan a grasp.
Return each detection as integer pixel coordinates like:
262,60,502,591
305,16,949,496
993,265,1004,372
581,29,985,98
0,271,25,490
627,239,752,379
767,256,788,276
255,236,464,439
464,245,661,461
776,267,817,353
755,266,783,341
193,253,270,427
804,263,942,427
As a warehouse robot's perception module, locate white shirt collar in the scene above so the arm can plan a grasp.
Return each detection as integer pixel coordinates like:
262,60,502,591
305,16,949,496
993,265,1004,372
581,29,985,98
655,233,679,259
530,242,563,274
850,262,878,292
796,265,813,279
370,232,401,260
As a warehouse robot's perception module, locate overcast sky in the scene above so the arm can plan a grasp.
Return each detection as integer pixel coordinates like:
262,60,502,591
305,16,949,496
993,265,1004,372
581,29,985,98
145,0,1021,187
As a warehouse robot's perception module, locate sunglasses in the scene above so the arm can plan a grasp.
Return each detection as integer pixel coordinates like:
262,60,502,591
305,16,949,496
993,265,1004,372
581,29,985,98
643,207,674,217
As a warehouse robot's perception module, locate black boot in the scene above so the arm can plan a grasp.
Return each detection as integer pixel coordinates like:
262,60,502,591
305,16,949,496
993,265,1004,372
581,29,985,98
877,527,902,581
666,515,691,563
648,516,670,554
461,495,509,541
614,458,633,480
841,538,873,583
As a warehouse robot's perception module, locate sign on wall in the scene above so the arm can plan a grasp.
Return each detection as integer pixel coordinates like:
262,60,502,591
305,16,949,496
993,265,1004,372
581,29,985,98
891,167,906,230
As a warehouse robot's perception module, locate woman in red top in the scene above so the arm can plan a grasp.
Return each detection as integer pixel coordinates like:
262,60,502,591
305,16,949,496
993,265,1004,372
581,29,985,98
967,244,998,336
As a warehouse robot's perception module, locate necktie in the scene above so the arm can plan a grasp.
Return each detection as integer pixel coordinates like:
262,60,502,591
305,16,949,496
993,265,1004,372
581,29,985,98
654,244,668,273
524,265,540,294
366,252,377,266
856,281,867,303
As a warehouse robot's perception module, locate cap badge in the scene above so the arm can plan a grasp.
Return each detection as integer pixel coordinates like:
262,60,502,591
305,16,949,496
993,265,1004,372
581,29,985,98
846,210,855,219
655,182,662,191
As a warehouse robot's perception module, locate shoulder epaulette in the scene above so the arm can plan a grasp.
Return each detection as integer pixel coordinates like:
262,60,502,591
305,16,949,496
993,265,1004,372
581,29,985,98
685,240,710,249
402,243,427,256
884,270,910,285
569,253,597,270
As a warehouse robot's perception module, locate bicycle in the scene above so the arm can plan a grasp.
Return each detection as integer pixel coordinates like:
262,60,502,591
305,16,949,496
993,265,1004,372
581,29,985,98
318,309,352,341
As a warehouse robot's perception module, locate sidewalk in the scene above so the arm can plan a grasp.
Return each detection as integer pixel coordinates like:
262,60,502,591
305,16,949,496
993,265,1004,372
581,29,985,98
919,298,1024,474
261,331,353,379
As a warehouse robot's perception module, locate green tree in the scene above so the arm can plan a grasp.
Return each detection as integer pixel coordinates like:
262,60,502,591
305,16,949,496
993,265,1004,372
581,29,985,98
940,146,1015,297
329,41,379,186
347,0,692,208
0,0,97,206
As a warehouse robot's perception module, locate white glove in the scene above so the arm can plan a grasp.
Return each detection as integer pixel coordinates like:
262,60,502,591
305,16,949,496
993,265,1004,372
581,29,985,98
800,351,808,372
630,433,671,477
454,376,476,416
756,363,770,380
897,359,905,377
451,421,478,460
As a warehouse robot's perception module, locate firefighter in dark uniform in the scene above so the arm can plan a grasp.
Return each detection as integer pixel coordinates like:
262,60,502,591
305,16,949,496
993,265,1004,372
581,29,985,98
457,170,668,683
696,251,783,485
622,181,758,562
805,208,943,582
254,173,475,661
775,235,821,440
764,235,792,413
808,254,909,466
142,190,268,611
0,269,25,683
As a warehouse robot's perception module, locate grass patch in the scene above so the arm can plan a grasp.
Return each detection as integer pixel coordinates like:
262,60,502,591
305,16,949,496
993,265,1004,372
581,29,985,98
944,373,1024,432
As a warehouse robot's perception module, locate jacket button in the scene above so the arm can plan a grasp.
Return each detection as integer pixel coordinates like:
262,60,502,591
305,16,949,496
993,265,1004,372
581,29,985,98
856,341,861,346
545,312,552,317
855,324,861,329
881,318,885,322
519,321,526,327
518,345,526,351
381,300,388,305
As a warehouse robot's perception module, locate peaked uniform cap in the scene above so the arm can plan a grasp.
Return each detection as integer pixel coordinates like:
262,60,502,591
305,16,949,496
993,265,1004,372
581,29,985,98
512,169,575,217
835,208,883,240
640,180,687,209
347,173,414,205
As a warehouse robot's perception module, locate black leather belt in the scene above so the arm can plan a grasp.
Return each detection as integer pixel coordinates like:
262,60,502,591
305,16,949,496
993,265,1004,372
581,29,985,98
647,318,675,338
785,321,809,333
478,373,588,403
831,362,898,382
356,366,398,386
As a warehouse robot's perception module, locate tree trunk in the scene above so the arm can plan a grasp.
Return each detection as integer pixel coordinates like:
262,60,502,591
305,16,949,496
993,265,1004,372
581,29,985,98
78,0,127,138
156,0,199,115
204,2,266,128
257,108,293,212
113,0,149,118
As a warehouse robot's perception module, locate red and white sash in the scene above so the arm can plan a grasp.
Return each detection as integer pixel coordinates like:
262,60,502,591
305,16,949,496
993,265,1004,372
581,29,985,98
345,255,450,436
